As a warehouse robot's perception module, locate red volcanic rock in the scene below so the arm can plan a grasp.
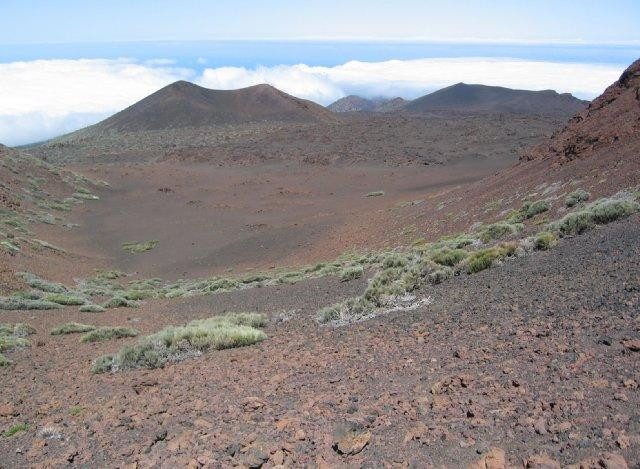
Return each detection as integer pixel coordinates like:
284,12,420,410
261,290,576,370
522,58,640,163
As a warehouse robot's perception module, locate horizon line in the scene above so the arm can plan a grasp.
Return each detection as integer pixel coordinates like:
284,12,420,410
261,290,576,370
2,37,640,48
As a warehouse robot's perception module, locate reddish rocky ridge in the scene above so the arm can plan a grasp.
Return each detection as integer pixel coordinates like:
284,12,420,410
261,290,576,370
522,58,640,163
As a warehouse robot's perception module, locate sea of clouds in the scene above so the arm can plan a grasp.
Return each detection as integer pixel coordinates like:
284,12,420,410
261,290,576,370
0,57,624,146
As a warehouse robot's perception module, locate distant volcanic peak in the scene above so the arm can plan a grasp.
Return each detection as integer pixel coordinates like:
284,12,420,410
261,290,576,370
327,95,407,113
405,83,587,115
522,58,640,163
87,81,333,133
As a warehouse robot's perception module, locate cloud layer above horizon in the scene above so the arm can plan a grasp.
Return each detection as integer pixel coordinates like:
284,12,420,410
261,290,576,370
0,57,624,146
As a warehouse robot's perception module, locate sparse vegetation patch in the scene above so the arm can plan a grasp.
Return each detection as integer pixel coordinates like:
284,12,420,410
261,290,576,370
50,322,96,335
91,313,268,373
45,293,86,306
122,240,158,253
565,189,590,207
534,232,557,250
81,326,139,343
3,423,29,438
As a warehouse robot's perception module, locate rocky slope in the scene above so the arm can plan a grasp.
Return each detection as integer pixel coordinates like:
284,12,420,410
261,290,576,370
522,58,640,163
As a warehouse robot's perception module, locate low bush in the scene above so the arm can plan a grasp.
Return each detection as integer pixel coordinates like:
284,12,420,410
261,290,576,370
81,327,139,343
365,190,385,197
0,353,10,366
565,189,590,207
17,272,67,293
466,243,517,274
0,336,29,352
3,423,29,437
91,313,267,373
102,297,138,309
508,200,550,223
551,196,639,236
340,265,364,282
122,290,155,301
45,294,86,306
430,248,468,266
50,322,96,335
479,222,520,243
534,232,556,250
121,240,158,253
0,323,36,337
0,297,61,310
428,266,453,284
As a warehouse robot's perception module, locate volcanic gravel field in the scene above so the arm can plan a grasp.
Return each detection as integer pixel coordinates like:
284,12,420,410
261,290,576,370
1,213,638,468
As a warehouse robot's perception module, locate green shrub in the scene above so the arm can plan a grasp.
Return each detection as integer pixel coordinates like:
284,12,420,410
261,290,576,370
121,240,158,253
0,323,36,337
431,248,468,266
589,199,639,224
79,304,105,313
81,327,139,343
466,243,517,274
535,232,556,250
382,252,408,268
0,353,10,366
277,272,303,284
340,265,364,282
50,322,96,335
551,197,639,236
466,251,495,274
0,336,30,352
523,200,550,219
0,240,19,252
479,222,519,243
565,189,590,207
96,270,126,280
0,297,61,310
433,233,475,249
317,304,342,323
91,313,267,373
428,266,453,284
3,423,29,437
72,192,99,200
91,355,115,373
45,294,86,306
122,290,155,301
17,272,67,293
552,211,595,236
508,200,550,223
102,297,138,309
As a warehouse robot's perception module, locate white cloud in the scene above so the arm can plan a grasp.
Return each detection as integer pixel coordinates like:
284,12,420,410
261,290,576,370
198,58,623,104
143,58,177,66
0,57,625,146
0,58,193,146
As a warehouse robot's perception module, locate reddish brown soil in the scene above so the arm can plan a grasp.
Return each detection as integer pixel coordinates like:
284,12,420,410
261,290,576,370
1,214,638,467
49,161,508,281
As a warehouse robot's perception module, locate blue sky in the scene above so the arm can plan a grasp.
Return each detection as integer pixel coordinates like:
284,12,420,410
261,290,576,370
2,0,639,45
0,1,639,145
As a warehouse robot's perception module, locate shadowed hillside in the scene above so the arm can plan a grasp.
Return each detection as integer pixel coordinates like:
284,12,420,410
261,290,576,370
405,82,588,115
